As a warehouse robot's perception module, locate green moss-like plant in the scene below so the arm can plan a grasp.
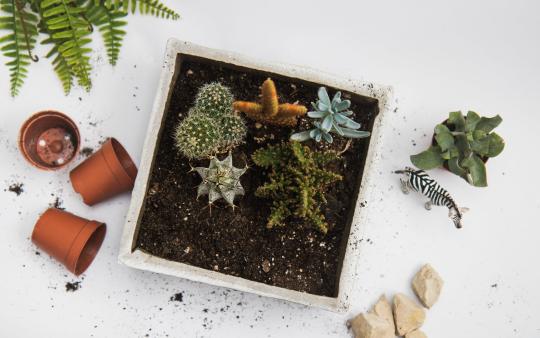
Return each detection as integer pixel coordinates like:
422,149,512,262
411,111,505,187
0,0,180,96
174,109,221,159
193,153,247,207
252,141,342,234
195,82,234,118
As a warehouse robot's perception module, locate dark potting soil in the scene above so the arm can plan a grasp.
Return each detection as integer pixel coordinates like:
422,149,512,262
135,55,379,297
7,182,24,196
65,281,81,292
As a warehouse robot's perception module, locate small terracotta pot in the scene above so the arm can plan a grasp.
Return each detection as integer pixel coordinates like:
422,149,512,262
32,208,106,276
70,138,138,206
19,110,80,170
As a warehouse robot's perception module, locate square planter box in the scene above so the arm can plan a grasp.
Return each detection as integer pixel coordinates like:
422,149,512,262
119,39,392,312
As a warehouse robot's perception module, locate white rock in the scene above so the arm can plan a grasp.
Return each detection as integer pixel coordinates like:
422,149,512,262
405,329,427,338
349,312,395,338
393,293,426,336
369,295,395,332
412,264,444,308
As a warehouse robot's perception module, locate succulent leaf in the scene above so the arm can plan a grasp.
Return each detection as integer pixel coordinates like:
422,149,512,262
465,111,481,132
475,114,503,133
461,154,487,187
448,111,466,131
410,145,444,170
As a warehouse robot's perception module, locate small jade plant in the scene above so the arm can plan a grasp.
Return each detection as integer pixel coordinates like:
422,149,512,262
291,87,370,143
174,82,246,159
233,78,307,127
193,153,247,207
252,141,342,233
411,111,505,187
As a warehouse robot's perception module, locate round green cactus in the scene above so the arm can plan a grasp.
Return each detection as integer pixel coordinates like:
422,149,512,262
174,109,222,159
194,82,234,118
218,114,247,151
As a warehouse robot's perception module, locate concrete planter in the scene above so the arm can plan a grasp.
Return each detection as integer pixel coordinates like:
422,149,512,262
119,39,393,312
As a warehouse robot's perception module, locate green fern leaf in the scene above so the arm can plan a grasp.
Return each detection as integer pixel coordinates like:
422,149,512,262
41,0,92,90
42,36,73,93
86,2,126,65
104,0,179,19
0,0,39,96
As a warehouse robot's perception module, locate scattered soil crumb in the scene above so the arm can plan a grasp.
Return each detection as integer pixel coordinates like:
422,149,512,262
35,251,40,255
50,197,65,210
65,281,81,292
169,292,183,302
8,183,24,196
262,259,271,273
491,283,498,288
81,147,94,157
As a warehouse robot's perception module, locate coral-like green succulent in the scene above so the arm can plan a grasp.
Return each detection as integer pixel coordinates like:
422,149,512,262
252,141,342,234
411,111,505,187
291,87,370,143
195,82,234,118
193,153,247,207
218,114,246,151
174,109,222,159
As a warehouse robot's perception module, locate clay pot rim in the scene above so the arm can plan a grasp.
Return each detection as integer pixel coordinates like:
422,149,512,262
66,220,106,275
105,138,138,184
18,110,81,170
31,208,106,276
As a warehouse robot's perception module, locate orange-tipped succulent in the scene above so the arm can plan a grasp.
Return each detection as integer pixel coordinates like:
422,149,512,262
233,78,307,127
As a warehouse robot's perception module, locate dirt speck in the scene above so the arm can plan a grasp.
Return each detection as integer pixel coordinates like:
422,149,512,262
169,292,183,302
81,147,94,157
7,182,24,196
65,281,81,292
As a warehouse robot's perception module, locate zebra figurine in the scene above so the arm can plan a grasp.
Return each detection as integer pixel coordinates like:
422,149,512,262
395,167,469,228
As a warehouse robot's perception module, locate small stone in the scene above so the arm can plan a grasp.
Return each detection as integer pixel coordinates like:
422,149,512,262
262,259,271,273
405,329,427,338
393,293,426,336
369,295,395,333
412,264,444,308
349,313,394,338
255,122,262,129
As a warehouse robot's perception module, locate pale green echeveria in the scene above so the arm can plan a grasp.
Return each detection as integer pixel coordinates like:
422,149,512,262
291,87,370,143
411,111,504,187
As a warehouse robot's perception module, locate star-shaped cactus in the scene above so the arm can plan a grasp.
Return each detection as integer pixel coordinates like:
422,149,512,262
193,153,247,207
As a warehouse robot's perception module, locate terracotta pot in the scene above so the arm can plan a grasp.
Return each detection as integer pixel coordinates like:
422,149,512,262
32,208,106,276
70,138,138,206
19,110,81,170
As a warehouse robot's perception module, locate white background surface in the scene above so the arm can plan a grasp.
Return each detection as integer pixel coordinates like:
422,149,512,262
1,0,539,337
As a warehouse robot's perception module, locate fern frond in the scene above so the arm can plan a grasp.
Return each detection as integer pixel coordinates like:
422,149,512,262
42,36,73,93
105,0,179,19
0,0,39,96
41,0,92,90
86,2,126,65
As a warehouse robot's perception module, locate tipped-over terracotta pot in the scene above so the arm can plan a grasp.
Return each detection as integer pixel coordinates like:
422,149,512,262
19,110,80,170
32,208,106,276
70,138,138,206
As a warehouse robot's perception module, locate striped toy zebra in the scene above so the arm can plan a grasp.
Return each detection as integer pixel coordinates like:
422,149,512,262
395,167,469,228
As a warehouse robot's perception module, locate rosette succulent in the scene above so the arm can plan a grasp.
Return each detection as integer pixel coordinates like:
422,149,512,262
411,111,505,187
193,153,247,207
291,87,370,143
